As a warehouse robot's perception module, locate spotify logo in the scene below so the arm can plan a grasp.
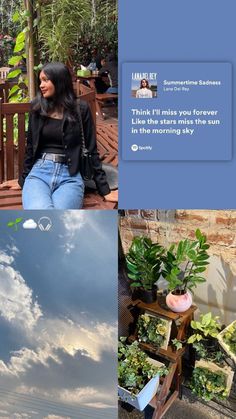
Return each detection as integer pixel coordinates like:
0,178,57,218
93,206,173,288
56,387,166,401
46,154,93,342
131,144,138,151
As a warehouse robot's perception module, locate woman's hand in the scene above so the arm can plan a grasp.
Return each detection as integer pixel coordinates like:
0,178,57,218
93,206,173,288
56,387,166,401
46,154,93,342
103,190,118,202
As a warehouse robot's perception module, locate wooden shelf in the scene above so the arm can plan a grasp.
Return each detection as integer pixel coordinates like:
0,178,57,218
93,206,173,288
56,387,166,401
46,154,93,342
127,298,197,418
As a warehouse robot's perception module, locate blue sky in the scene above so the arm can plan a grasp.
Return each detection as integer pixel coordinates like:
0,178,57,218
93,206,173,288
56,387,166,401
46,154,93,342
0,211,117,418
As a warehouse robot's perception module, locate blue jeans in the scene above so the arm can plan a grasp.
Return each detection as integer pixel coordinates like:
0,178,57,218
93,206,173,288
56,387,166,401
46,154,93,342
22,159,85,209
106,87,118,94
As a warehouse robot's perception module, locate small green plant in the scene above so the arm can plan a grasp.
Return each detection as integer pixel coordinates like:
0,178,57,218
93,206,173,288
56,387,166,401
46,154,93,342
118,338,168,396
222,322,236,355
188,312,221,343
126,236,165,291
188,312,224,362
137,314,168,348
191,366,229,401
162,229,210,294
172,338,183,351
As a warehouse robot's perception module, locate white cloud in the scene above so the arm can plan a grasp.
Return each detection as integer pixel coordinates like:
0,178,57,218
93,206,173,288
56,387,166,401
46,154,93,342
0,259,42,330
34,317,117,361
0,344,60,376
23,219,37,230
6,244,19,255
0,251,14,265
61,212,85,234
44,416,71,419
60,387,115,408
0,315,116,377
63,243,75,255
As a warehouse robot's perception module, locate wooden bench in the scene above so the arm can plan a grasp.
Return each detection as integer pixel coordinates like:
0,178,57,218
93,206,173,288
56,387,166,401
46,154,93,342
0,67,10,80
95,93,118,120
0,92,117,209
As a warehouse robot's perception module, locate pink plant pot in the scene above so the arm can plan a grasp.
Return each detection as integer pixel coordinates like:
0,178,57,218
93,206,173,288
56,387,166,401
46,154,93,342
166,291,192,313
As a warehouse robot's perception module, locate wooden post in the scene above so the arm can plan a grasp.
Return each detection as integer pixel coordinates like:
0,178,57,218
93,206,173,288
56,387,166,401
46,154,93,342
24,0,35,99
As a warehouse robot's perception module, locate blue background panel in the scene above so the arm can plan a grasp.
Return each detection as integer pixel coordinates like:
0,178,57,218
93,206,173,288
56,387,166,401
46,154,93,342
119,0,236,209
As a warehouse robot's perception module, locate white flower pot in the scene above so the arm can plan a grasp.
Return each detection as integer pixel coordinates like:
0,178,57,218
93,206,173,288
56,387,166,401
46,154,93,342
166,290,192,312
118,358,164,411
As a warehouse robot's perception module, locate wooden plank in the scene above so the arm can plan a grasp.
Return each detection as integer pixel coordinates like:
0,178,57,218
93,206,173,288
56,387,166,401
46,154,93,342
2,102,30,114
0,100,4,182
6,113,14,179
96,123,118,166
18,113,27,178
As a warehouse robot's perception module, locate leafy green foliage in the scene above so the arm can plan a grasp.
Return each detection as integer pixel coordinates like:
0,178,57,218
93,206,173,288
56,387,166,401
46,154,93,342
162,229,210,293
191,366,228,401
222,322,236,355
7,6,29,102
137,314,168,348
126,236,165,291
0,1,22,58
118,338,168,396
188,313,224,362
0,35,15,67
75,0,118,66
188,312,221,343
38,0,90,63
172,338,183,351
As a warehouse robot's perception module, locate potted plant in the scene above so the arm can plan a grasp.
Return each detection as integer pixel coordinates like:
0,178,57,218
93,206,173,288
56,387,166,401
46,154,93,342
190,360,234,401
136,312,172,350
118,338,168,411
162,229,210,312
217,320,236,363
126,236,165,303
188,312,224,362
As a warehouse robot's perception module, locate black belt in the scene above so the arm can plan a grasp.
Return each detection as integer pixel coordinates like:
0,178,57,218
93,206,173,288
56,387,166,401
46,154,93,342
40,153,66,163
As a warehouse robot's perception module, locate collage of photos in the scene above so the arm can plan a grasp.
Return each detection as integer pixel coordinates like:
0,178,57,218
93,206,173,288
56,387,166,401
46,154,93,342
0,1,236,419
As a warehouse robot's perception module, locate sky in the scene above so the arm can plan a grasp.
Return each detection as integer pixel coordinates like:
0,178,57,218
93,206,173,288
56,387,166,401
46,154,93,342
0,211,117,419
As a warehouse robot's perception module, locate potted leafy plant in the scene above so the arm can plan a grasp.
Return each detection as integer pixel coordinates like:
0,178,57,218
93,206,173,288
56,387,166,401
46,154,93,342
217,320,236,363
136,312,172,350
191,360,234,401
126,236,165,303
118,338,168,411
188,312,224,362
162,229,210,312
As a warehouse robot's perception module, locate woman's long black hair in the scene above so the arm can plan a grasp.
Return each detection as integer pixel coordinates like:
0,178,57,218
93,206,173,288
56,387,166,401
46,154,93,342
32,62,78,122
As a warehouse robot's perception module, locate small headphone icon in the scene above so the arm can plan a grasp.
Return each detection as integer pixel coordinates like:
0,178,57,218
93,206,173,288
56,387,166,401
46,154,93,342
38,217,52,232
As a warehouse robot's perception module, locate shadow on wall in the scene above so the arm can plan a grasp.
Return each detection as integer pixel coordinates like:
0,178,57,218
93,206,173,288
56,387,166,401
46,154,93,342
194,255,236,325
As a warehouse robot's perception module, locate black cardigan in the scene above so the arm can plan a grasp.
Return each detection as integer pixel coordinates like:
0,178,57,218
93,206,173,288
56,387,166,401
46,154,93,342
18,100,110,196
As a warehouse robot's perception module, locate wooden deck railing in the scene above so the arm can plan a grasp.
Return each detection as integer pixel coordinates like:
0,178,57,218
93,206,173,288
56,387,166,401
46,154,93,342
0,87,118,209
0,101,30,183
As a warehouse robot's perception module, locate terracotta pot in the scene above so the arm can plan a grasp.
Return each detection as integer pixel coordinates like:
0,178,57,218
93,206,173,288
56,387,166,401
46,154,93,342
166,290,192,312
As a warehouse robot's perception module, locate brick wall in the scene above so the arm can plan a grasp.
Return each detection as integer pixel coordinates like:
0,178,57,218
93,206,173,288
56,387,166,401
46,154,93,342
119,210,236,323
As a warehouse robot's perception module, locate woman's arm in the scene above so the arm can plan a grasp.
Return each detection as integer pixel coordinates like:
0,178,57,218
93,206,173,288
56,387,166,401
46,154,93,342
79,101,112,197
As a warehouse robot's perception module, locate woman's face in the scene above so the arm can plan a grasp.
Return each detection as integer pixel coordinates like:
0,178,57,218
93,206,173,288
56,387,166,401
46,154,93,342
141,79,147,88
39,71,55,98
